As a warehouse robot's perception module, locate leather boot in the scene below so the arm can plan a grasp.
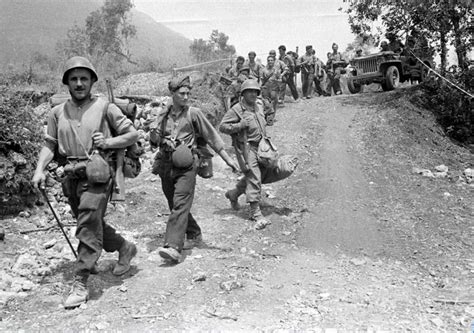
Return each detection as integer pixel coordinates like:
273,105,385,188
113,241,137,276
64,275,88,309
249,202,271,230
225,189,241,210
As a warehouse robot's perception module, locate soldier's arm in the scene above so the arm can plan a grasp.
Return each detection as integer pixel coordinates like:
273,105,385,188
219,108,246,135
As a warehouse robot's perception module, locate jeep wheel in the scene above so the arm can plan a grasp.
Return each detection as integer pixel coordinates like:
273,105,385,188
347,75,363,94
385,66,400,90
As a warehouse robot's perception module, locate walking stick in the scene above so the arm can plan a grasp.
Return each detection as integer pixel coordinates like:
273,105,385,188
40,188,77,258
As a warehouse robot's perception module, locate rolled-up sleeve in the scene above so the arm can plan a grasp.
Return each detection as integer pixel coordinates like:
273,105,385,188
45,107,59,146
219,108,242,135
106,104,134,135
192,109,225,153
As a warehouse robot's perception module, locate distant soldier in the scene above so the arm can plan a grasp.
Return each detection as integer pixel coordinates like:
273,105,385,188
245,51,264,82
380,40,390,52
312,48,329,97
229,56,245,79
326,43,347,96
269,49,288,104
386,32,404,54
298,45,316,99
278,45,299,101
260,55,281,114
32,56,139,309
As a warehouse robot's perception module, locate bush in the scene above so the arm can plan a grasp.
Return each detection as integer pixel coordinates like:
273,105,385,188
413,71,473,144
0,86,45,215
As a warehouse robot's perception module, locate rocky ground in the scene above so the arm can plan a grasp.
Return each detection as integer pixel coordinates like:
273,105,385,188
0,84,473,331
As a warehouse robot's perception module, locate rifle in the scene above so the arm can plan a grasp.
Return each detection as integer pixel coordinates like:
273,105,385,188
106,79,126,202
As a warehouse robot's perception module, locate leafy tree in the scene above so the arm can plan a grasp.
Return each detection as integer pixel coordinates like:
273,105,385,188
343,0,473,75
190,30,235,63
56,0,137,70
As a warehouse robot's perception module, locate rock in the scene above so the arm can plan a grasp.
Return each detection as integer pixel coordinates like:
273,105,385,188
0,227,4,241
430,317,444,327
192,273,207,282
18,211,31,218
43,239,57,249
12,254,39,276
219,280,243,292
8,151,27,166
413,167,434,178
350,258,367,266
118,285,128,292
434,164,448,173
463,168,474,183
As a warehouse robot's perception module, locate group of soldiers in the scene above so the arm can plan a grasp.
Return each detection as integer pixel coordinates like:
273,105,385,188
31,54,296,310
223,42,349,115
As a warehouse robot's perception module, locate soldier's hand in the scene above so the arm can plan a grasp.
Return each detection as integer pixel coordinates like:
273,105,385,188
237,119,250,130
227,160,240,173
32,171,46,190
92,132,109,150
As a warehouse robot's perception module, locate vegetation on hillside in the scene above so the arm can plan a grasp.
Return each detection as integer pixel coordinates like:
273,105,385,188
190,30,236,63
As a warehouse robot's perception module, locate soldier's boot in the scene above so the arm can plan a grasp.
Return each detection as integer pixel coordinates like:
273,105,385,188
113,240,137,276
249,202,271,230
225,188,243,210
64,274,88,309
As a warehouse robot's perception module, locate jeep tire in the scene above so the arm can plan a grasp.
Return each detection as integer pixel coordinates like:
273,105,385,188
384,66,400,91
347,72,363,94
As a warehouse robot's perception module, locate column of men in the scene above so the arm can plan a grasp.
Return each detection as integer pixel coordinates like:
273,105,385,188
225,43,347,112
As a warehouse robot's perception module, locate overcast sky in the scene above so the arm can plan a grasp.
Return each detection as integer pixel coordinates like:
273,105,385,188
133,0,355,59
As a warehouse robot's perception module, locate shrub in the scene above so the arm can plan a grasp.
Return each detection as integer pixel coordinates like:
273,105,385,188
0,86,45,215
413,70,473,144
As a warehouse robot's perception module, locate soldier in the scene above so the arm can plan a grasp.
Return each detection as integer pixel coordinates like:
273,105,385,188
269,49,288,104
278,45,299,101
32,56,139,309
380,40,390,52
326,43,347,96
260,55,281,115
220,79,290,230
386,32,404,54
150,76,239,263
312,49,329,97
245,51,264,82
298,45,316,99
229,56,245,79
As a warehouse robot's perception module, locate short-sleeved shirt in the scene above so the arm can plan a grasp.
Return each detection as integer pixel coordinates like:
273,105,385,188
45,96,133,158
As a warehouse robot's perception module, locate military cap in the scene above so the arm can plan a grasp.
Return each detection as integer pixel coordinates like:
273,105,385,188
306,45,312,50
168,75,192,93
278,45,286,51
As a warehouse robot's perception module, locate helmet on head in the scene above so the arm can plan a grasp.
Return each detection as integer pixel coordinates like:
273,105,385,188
240,79,261,95
62,56,98,84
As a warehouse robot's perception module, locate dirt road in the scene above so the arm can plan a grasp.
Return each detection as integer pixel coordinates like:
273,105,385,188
1,89,473,331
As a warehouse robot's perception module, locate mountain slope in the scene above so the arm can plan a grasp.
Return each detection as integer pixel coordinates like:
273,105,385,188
0,0,192,68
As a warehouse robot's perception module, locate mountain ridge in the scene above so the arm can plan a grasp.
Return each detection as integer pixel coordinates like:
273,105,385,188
0,0,192,69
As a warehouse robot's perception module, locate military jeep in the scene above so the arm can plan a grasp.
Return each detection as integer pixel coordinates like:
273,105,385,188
346,51,433,93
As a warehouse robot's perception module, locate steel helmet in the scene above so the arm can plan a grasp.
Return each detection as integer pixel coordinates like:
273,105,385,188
62,56,98,84
240,79,261,95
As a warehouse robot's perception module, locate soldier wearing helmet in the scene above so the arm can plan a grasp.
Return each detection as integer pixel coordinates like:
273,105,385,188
32,56,139,309
220,79,289,230
150,75,239,263
326,42,347,95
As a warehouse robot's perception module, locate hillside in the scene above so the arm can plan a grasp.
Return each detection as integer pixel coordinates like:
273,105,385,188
0,0,192,68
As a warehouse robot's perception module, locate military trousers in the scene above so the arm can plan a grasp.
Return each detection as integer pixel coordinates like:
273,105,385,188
279,73,299,101
233,143,292,204
63,177,125,277
158,159,201,252
301,72,314,98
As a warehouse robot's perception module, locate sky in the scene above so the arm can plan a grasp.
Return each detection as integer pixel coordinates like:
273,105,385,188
133,0,355,59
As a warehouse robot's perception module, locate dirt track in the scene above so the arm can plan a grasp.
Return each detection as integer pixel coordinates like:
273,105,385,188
1,89,473,331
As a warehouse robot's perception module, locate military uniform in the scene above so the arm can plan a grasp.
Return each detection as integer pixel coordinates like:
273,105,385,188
47,97,134,277
298,48,316,98
150,104,226,252
326,51,346,95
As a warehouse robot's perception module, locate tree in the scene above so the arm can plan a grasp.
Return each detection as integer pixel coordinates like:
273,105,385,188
190,30,235,63
343,0,473,75
57,0,137,68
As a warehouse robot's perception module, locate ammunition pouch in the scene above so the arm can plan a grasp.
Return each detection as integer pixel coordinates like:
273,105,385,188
64,160,88,179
